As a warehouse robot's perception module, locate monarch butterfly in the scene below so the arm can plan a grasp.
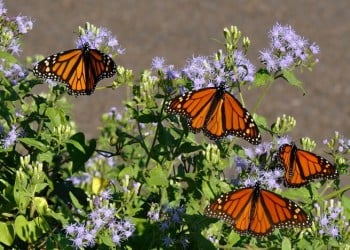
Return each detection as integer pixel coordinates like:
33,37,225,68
33,43,116,95
165,85,261,145
205,182,311,237
278,143,338,187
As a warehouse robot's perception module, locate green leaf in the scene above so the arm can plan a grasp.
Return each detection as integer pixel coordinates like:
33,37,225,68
282,237,292,250
226,230,240,246
33,197,48,215
253,113,268,131
136,110,158,123
201,181,213,199
45,107,66,127
253,68,274,87
0,51,18,63
282,187,310,201
32,197,68,224
14,215,46,243
119,166,139,179
178,142,202,154
342,195,350,218
18,138,47,151
37,151,54,163
67,139,86,154
146,165,168,187
67,133,96,172
282,69,305,92
34,183,49,194
0,222,14,246
157,123,175,146
45,210,68,225
69,191,84,210
13,173,30,213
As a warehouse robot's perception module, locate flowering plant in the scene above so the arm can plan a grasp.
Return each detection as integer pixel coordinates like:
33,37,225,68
0,1,349,249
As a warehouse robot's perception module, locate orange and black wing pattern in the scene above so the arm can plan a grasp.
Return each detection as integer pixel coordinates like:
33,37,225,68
165,86,261,144
205,182,311,237
33,43,116,95
278,143,338,187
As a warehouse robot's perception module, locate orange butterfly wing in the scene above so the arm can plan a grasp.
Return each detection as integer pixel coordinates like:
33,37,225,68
205,183,311,237
278,144,338,187
33,43,116,95
166,86,261,144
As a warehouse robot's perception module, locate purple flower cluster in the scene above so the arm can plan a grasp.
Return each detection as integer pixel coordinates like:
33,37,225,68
324,131,350,154
65,191,135,248
151,48,255,91
0,0,33,55
232,138,293,190
147,203,161,222
0,60,28,85
182,50,255,90
0,1,32,85
107,106,123,120
1,125,18,149
147,204,189,249
237,164,283,190
259,23,319,73
76,23,124,55
151,56,180,80
314,200,348,240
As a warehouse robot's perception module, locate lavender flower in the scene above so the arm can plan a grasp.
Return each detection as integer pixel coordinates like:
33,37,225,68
325,132,350,154
242,177,258,187
151,56,166,71
260,23,320,73
159,220,169,232
65,192,135,248
276,135,292,147
254,142,273,156
313,199,349,240
100,189,113,200
67,172,92,186
232,50,256,82
64,224,77,235
7,40,22,56
182,50,255,91
180,236,189,249
72,236,87,249
233,141,284,190
162,235,174,248
0,2,33,55
15,15,34,34
0,0,7,15
3,63,28,85
310,42,320,54
147,209,160,222
151,57,180,80
112,233,122,245
233,156,250,173
2,125,18,149
182,55,213,89
107,106,122,120
109,219,135,245
76,24,124,54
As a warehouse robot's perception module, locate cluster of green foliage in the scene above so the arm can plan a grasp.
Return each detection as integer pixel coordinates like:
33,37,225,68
0,17,349,250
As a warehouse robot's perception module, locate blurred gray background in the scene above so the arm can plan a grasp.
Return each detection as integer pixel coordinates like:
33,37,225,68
6,1,350,152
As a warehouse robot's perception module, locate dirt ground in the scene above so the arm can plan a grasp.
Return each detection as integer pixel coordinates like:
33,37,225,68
6,0,350,152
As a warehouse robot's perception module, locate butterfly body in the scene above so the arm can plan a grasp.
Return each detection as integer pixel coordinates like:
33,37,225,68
33,43,116,95
278,143,338,187
166,85,261,144
205,182,311,237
